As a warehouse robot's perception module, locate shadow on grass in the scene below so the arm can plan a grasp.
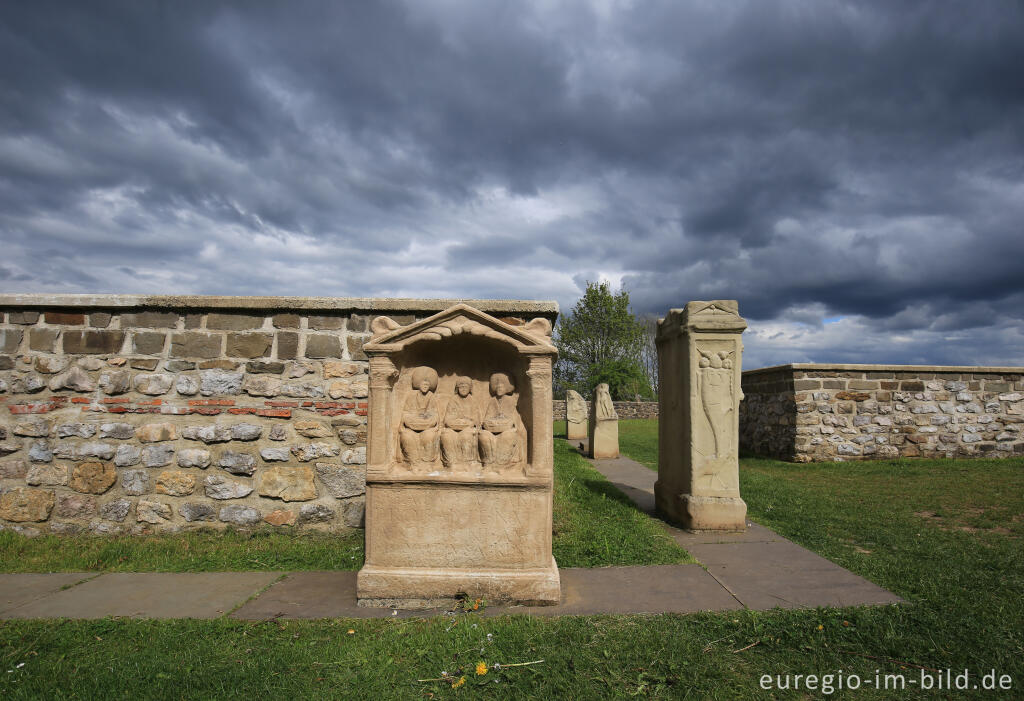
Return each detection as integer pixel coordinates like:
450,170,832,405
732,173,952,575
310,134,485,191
579,477,647,513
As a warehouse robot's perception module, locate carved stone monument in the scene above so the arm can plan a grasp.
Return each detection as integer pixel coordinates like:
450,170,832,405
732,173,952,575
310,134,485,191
654,301,747,531
565,389,587,440
588,383,619,459
357,304,560,607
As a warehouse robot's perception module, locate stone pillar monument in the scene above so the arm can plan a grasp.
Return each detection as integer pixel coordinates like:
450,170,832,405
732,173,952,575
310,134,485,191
565,389,587,440
588,383,619,459
357,304,560,607
654,301,747,531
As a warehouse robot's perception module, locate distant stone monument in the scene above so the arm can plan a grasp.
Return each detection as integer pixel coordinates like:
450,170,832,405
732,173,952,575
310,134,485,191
654,301,747,531
588,383,619,459
565,389,587,440
357,304,560,607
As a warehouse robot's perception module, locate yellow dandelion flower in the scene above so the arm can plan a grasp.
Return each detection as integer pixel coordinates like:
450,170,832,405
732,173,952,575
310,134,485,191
347,629,355,635
452,676,466,688
476,661,488,676
817,624,824,631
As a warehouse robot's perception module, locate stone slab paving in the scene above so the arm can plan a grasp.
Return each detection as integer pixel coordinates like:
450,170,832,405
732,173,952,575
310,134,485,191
572,439,903,610
230,565,741,620
2,572,280,619
0,573,96,615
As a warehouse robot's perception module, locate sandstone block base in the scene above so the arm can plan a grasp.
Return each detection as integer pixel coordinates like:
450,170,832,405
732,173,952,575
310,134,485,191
567,420,587,441
656,487,747,532
356,560,561,608
589,421,619,459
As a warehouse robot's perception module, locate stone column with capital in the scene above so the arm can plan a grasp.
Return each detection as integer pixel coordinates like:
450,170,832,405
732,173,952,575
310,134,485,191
654,300,747,531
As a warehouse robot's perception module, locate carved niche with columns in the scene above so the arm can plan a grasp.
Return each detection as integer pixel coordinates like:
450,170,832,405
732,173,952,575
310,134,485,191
357,304,560,607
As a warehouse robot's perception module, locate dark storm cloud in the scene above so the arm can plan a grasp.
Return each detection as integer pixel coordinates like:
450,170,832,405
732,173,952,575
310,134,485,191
0,0,1023,366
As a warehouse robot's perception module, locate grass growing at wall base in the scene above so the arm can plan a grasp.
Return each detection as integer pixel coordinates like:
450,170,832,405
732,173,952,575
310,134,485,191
0,436,688,572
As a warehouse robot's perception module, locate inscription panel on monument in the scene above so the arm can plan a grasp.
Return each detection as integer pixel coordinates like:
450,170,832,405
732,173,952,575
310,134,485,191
367,485,550,569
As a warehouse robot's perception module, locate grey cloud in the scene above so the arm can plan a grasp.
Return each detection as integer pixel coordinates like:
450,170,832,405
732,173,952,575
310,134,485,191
0,0,1022,366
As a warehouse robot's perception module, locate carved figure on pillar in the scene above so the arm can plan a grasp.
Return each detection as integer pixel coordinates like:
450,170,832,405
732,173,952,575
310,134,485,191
399,366,440,467
698,349,735,461
588,382,619,458
565,389,587,440
478,372,523,470
441,376,480,467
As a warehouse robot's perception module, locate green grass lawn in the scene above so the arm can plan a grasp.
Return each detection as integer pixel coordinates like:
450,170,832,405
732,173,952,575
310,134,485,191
1,420,1021,698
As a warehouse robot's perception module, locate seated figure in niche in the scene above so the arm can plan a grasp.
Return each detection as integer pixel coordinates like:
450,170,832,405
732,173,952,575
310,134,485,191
478,372,524,470
441,376,480,468
399,366,440,467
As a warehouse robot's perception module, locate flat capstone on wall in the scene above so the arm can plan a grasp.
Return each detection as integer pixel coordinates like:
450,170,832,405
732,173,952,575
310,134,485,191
740,364,1024,462
0,294,557,536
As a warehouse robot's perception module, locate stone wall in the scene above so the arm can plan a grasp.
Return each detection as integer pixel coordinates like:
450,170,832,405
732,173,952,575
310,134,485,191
552,400,658,421
0,294,557,536
740,364,1024,462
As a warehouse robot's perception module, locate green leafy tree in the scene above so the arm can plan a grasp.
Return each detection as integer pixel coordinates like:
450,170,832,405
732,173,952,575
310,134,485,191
554,281,652,401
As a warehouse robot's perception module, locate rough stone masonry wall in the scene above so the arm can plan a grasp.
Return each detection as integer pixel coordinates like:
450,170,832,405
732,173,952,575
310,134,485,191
0,295,557,536
551,400,658,421
740,364,1024,462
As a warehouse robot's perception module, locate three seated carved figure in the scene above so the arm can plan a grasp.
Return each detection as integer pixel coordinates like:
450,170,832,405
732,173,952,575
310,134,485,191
399,365,441,467
399,368,524,473
441,375,479,468
478,372,524,470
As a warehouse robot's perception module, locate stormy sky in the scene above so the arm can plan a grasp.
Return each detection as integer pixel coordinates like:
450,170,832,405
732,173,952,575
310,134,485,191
1,1,1023,369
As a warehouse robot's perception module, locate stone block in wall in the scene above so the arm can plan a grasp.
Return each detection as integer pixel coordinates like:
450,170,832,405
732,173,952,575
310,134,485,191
181,502,216,521
348,314,370,332
26,463,68,486
130,359,160,371
0,328,22,353
247,361,284,374
44,312,85,325
122,469,151,496
29,328,59,351
226,332,273,358
207,314,265,330
273,314,300,328
171,332,222,359
200,370,243,395
70,461,117,494
204,475,254,500
305,334,341,358
219,504,260,525
0,487,55,522
277,332,298,360
258,465,317,502
155,470,196,497
316,463,365,498
133,331,166,355
89,313,112,328
35,356,68,374
122,312,179,328
134,374,173,396
137,500,172,524
9,312,40,324
63,330,125,354
346,336,367,360
308,315,344,330
56,493,97,518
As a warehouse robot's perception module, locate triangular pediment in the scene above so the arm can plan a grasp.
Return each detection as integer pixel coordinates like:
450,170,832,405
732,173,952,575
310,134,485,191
364,303,556,353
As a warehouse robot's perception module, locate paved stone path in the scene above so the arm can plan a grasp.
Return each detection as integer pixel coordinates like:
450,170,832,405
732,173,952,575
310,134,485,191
570,440,902,611
0,444,901,620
